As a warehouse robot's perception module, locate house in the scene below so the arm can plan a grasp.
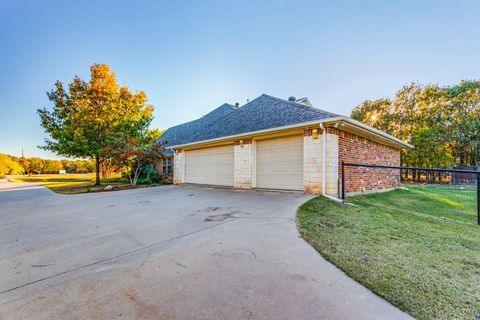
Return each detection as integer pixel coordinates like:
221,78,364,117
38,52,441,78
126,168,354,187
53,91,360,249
158,94,411,196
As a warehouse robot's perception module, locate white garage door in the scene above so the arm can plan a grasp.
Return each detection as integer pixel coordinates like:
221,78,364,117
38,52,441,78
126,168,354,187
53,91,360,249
185,145,234,186
256,135,304,190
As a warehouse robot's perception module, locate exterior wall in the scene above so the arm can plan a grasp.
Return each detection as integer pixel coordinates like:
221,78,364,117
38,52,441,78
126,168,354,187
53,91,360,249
234,140,253,189
303,129,339,195
330,128,401,194
154,159,163,174
155,156,174,175
303,133,322,194
173,151,185,184
325,133,339,195
174,127,401,196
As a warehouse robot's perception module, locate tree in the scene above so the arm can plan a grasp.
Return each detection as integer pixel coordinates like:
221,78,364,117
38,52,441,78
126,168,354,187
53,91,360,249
0,154,23,176
17,157,29,175
402,127,454,168
42,160,64,173
442,81,480,165
352,80,480,167
106,129,164,186
351,98,392,134
38,64,154,185
27,158,44,174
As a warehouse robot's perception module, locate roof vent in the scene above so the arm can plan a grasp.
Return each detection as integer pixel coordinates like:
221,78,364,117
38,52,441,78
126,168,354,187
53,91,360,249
288,96,296,102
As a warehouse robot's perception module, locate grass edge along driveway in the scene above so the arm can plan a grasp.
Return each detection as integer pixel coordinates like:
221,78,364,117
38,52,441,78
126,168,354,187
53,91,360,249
297,187,480,320
12,174,156,194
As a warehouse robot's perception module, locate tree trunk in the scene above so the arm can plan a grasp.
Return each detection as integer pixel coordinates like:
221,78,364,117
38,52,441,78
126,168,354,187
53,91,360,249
95,154,101,186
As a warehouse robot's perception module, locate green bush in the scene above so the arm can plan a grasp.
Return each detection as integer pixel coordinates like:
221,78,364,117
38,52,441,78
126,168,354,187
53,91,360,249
136,177,152,185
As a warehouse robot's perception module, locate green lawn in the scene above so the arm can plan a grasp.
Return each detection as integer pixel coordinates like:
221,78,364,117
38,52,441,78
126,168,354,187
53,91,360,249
12,173,145,194
297,186,480,320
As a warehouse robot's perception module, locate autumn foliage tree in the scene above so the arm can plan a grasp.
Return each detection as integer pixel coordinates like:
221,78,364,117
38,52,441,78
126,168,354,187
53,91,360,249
351,81,480,167
106,129,165,186
38,64,154,185
0,154,23,177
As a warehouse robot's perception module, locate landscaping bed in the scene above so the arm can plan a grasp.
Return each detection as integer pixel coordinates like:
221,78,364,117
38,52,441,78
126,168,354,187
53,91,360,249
297,186,480,320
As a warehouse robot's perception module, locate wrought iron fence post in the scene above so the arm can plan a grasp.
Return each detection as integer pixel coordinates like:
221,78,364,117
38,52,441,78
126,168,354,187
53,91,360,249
341,161,345,200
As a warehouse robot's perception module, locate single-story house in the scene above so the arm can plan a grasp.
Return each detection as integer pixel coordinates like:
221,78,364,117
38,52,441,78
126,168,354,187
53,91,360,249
157,94,411,196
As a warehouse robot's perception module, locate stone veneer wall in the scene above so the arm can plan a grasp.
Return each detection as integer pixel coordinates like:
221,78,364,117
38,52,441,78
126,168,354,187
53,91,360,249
173,151,185,184
303,133,322,194
325,133,339,195
303,129,339,195
234,140,253,189
328,128,401,194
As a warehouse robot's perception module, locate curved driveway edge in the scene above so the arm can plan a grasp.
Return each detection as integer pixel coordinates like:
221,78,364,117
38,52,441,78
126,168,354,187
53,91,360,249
0,184,413,319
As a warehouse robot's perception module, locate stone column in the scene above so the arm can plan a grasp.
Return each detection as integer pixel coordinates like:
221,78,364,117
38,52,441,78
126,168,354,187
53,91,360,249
325,133,339,195
303,129,339,195
173,151,185,184
303,129,323,194
234,139,253,189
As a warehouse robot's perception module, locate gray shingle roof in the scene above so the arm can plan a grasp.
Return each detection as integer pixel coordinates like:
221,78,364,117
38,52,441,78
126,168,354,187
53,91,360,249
159,94,338,154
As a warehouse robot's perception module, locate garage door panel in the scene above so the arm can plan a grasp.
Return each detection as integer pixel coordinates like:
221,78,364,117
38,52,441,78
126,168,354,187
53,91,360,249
185,145,234,186
256,135,303,190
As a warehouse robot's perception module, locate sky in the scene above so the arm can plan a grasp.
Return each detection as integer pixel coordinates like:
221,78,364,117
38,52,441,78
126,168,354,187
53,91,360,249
1,0,479,159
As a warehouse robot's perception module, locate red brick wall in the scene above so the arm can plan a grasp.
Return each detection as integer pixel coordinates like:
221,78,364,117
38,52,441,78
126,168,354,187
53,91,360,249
329,128,401,194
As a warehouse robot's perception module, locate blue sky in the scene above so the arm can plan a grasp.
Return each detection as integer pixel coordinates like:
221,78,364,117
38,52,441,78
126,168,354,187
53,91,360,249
1,0,479,159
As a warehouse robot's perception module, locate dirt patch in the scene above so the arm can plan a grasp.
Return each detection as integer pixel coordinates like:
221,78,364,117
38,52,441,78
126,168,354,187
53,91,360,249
290,274,306,282
462,259,480,268
204,213,234,222
316,219,337,228
126,290,165,318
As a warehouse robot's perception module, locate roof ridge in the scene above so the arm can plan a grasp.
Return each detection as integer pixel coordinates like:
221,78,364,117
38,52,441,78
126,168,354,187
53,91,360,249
261,94,336,115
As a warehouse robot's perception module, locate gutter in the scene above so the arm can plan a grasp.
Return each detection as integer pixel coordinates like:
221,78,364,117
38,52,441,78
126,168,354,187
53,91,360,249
167,116,412,151
167,119,328,150
323,116,413,149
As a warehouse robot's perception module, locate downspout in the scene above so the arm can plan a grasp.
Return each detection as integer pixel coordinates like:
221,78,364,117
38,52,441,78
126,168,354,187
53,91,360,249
320,123,342,202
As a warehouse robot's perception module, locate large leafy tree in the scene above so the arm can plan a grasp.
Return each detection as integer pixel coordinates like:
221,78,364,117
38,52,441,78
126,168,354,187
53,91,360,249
0,154,23,176
352,80,480,167
38,64,154,185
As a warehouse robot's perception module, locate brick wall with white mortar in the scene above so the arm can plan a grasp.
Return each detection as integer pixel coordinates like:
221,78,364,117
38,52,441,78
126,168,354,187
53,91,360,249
234,144,253,189
328,127,401,194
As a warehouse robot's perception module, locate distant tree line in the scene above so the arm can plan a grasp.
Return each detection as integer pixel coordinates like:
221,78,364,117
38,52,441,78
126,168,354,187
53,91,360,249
0,153,96,177
351,80,480,168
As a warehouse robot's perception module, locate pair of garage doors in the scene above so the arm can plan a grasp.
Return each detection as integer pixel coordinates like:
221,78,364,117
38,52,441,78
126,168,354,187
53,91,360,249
184,135,303,191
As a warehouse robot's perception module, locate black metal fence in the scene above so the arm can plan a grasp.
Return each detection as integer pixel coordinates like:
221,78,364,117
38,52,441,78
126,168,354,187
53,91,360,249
340,162,480,225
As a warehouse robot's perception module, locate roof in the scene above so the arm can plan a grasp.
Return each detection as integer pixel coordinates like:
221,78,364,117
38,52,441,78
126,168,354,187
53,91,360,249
159,103,237,155
159,94,339,154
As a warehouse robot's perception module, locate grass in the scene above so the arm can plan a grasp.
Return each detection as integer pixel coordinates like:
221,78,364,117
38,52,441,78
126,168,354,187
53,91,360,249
12,173,154,194
297,186,480,320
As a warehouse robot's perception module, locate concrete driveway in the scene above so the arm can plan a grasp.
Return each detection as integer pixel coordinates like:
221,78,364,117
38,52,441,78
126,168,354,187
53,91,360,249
0,182,413,320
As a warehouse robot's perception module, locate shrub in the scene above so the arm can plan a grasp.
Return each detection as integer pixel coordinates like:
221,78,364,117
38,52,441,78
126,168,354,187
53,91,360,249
161,174,173,184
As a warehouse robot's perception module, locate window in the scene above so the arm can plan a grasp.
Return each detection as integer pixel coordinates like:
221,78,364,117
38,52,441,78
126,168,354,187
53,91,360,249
162,157,173,174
